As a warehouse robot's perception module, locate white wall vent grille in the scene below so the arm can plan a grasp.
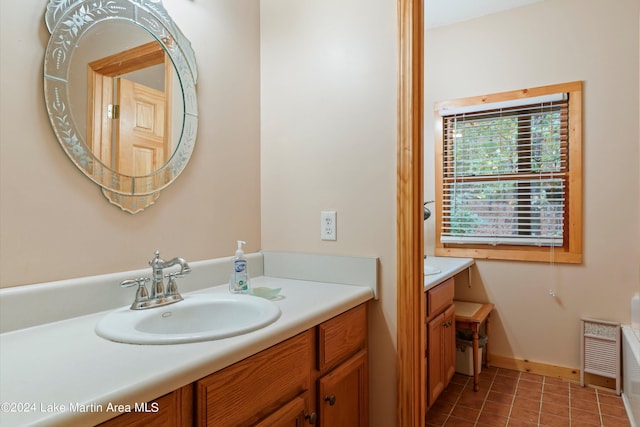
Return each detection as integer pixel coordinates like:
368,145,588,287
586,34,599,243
580,317,621,395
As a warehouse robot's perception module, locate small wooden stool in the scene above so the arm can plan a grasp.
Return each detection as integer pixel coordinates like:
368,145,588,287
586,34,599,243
454,301,494,392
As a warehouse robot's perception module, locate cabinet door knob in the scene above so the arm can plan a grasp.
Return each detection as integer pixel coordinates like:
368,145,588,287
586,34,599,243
324,394,337,406
304,412,317,424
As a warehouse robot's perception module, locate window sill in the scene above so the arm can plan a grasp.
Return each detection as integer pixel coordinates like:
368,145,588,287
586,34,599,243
434,246,582,264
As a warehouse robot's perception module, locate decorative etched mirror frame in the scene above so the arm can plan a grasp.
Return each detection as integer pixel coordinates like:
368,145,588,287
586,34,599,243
43,0,198,213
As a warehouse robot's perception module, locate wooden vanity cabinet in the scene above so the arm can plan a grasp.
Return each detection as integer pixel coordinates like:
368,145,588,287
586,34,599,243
99,303,368,427
425,277,456,408
194,303,369,427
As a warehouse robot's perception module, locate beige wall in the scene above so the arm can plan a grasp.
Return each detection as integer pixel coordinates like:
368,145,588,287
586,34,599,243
260,1,398,426
425,0,640,369
0,0,262,287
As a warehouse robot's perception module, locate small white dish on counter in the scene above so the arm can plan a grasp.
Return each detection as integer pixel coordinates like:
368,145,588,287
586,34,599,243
249,287,283,299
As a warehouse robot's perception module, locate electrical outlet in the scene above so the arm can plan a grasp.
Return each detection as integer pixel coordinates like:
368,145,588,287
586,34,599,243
321,211,337,241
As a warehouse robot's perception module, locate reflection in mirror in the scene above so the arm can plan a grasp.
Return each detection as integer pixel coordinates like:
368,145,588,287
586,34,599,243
43,0,197,213
70,20,184,179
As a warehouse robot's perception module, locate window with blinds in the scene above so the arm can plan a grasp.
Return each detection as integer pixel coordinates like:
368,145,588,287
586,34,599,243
434,82,583,263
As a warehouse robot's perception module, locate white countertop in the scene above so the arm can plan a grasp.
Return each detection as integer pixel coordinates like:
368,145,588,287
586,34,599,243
423,256,474,291
0,276,373,427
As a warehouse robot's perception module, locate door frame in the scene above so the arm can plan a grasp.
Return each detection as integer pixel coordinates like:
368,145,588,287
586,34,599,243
397,0,425,425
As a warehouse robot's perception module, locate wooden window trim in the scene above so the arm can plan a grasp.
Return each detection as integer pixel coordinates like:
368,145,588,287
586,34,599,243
434,81,583,263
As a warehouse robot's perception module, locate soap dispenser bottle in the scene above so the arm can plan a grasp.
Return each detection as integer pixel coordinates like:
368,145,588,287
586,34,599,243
229,240,250,293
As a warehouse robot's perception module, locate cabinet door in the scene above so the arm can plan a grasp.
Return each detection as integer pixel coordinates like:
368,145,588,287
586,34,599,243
427,304,456,408
254,394,307,427
443,304,456,386
427,312,444,407
318,350,368,427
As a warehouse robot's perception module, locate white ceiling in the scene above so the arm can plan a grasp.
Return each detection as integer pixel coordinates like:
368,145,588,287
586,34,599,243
425,0,545,29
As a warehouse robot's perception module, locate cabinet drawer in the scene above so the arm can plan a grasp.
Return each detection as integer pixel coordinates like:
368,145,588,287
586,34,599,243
98,386,192,427
426,278,454,319
196,330,312,427
318,304,367,373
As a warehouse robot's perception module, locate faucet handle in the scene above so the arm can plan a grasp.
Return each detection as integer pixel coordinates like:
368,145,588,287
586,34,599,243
121,277,152,310
164,272,184,302
120,277,150,288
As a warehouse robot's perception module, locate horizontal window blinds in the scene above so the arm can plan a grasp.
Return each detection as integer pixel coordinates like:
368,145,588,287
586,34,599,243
441,95,569,247
439,93,567,116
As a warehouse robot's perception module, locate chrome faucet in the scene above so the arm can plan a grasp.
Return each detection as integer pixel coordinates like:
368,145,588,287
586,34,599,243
121,250,191,310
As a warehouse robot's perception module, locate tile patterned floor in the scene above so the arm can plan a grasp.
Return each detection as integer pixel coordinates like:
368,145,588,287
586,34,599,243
426,367,630,427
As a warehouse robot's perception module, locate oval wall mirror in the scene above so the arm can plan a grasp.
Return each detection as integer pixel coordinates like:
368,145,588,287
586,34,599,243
43,0,198,213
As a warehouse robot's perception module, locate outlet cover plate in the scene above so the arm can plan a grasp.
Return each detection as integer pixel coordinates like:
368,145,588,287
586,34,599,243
321,211,337,241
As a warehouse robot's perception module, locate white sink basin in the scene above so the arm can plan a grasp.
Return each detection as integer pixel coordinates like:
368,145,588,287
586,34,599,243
95,293,281,344
424,258,441,276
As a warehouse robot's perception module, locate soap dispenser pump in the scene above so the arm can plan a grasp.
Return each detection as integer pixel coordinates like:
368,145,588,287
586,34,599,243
229,240,250,293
